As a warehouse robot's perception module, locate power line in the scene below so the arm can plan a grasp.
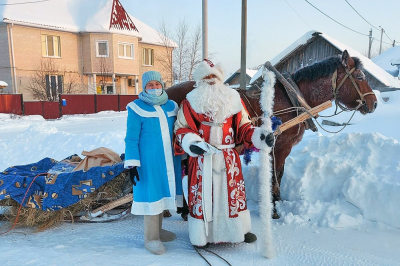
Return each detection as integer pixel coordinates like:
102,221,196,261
344,0,379,31
0,0,49,6
344,0,398,45
304,0,369,37
383,30,393,42
372,38,393,46
284,0,313,30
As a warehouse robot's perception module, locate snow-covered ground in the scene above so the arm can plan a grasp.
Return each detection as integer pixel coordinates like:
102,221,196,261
1,90,400,265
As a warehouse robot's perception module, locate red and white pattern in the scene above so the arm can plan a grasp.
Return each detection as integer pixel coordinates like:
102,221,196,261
109,0,138,32
174,96,255,245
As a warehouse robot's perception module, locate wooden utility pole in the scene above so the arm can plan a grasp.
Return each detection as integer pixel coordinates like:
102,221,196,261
368,29,373,59
239,0,247,90
202,0,208,59
379,27,384,54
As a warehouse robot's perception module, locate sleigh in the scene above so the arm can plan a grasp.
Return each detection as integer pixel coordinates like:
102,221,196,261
0,151,134,231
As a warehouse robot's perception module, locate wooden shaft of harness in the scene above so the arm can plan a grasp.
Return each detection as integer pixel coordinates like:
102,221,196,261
264,61,312,110
91,193,133,216
274,101,332,135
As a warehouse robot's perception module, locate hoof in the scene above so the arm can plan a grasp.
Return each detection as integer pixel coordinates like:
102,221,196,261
244,232,257,243
163,210,172,218
181,213,188,221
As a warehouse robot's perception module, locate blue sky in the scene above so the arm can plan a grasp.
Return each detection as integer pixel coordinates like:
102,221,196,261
120,0,399,76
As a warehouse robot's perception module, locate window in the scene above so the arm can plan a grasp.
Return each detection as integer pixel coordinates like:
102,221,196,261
118,42,134,59
41,35,61,57
96,40,109,57
45,75,63,101
143,48,154,66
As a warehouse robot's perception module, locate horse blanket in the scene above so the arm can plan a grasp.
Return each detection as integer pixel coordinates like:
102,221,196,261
0,155,125,211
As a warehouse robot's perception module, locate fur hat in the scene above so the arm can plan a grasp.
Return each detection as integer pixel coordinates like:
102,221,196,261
142,71,164,90
193,59,225,82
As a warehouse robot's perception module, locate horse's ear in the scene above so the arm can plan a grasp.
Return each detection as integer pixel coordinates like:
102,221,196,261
341,50,354,68
341,50,349,67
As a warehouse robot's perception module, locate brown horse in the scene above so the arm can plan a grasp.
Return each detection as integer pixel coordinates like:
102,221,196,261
167,50,377,207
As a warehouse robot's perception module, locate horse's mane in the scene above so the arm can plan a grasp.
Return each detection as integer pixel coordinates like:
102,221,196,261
292,56,363,83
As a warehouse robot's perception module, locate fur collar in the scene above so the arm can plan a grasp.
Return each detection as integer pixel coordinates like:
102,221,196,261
186,86,242,120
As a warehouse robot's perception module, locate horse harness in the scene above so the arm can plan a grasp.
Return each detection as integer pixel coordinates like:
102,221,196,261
331,67,375,112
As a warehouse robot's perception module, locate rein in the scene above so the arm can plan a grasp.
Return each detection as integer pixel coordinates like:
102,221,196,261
315,66,375,133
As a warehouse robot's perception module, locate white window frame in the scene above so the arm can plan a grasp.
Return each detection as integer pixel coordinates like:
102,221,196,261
118,42,134,59
142,48,154,66
42,35,61,58
96,40,109,57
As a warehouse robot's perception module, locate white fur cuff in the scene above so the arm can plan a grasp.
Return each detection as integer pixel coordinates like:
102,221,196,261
252,127,273,150
181,133,204,157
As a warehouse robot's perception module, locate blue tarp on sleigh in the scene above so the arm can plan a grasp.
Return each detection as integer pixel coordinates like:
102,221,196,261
0,155,125,211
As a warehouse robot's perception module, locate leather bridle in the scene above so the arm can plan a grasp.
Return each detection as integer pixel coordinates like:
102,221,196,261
331,67,375,111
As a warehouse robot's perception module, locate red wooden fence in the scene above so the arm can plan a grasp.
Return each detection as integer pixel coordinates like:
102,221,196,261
0,94,23,115
0,94,139,119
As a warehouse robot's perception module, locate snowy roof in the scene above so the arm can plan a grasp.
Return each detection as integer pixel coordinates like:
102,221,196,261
372,45,400,77
0,80,8,87
245,69,258,77
225,68,258,84
250,31,400,89
0,0,176,47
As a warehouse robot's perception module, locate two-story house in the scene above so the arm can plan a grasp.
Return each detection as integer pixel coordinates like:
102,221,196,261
0,0,176,100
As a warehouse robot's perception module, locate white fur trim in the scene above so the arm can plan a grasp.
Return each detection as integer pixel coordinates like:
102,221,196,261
154,105,176,206
131,197,177,215
181,133,203,157
188,151,252,246
167,100,178,117
188,209,251,246
252,127,273,150
193,61,225,81
127,102,158,118
124,159,140,168
186,85,242,120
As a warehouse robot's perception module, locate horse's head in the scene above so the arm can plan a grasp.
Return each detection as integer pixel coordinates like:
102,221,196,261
334,50,377,114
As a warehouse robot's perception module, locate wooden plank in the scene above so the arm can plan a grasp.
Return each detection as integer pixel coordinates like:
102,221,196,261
274,101,332,135
90,193,133,217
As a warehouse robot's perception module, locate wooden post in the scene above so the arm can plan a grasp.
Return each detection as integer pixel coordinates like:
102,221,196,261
240,0,247,90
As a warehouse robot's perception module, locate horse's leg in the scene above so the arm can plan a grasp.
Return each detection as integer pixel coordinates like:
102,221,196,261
270,143,293,219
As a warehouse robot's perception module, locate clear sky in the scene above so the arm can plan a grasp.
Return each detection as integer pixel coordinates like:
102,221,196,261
120,0,399,76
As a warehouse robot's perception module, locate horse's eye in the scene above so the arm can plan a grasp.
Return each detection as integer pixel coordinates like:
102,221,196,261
356,76,364,81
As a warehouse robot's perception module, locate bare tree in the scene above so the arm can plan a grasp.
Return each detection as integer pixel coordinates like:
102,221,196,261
26,58,83,101
93,57,113,94
63,71,86,94
157,19,204,84
186,25,202,81
174,19,189,83
156,21,175,86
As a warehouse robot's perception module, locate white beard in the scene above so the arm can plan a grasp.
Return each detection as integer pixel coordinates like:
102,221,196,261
187,79,242,123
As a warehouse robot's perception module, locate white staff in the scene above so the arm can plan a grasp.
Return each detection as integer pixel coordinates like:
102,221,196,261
258,68,276,258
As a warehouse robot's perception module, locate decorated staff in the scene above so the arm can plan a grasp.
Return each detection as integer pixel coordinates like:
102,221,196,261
256,68,277,258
